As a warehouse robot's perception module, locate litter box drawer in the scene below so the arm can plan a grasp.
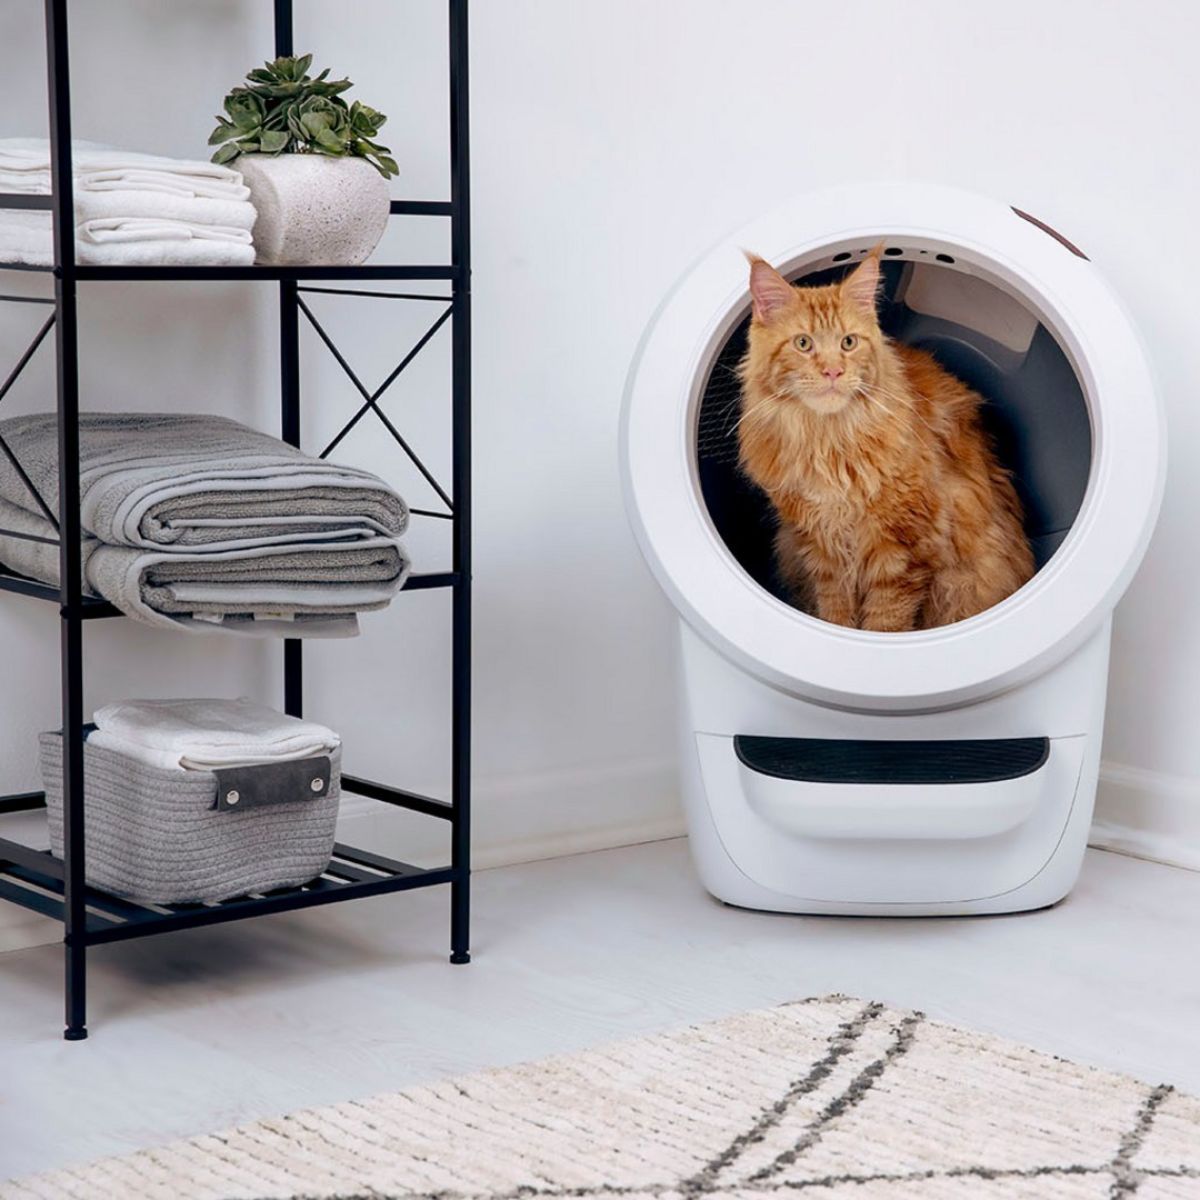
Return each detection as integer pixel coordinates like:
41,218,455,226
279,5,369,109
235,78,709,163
695,732,1087,904
734,735,1051,840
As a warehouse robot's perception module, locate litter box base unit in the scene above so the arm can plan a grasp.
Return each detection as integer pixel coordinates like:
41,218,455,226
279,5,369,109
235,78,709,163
622,183,1165,915
678,621,1108,916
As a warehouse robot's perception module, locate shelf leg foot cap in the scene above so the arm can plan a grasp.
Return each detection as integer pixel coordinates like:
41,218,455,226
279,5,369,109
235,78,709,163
450,951,471,965
63,1027,88,1041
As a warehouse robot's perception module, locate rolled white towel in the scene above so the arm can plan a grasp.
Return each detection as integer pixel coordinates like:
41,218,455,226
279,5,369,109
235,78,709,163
89,697,341,772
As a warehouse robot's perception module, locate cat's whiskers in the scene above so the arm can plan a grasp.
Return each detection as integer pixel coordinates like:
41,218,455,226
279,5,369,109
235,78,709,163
862,382,917,410
856,383,939,435
857,389,899,421
731,388,791,433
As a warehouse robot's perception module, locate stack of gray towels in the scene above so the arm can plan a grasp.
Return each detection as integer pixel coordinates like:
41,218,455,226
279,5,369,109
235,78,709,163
0,413,409,637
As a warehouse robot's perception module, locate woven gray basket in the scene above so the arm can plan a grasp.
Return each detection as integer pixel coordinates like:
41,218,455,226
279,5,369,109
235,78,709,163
40,732,341,904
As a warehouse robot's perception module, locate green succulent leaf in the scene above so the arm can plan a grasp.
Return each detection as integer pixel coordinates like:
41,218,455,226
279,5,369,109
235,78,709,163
211,141,241,165
299,111,332,137
224,90,265,133
208,119,239,146
210,54,394,172
316,128,348,154
258,129,290,154
349,102,388,138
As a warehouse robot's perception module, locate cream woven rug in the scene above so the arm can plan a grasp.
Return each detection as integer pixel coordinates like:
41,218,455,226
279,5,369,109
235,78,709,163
4,995,1199,1200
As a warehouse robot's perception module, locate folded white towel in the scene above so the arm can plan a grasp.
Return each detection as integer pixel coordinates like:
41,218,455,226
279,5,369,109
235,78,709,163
0,137,258,266
0,210,256,267
90,697,341,772
75,189,257,232
0,138,250,201
78,218,253,247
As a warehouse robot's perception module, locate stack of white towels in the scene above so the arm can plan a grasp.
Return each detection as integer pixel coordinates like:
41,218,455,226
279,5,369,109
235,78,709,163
0,138,256,267
88,697,341,773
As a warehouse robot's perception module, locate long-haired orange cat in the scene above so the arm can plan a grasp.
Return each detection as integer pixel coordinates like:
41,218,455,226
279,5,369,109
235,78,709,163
737,248,1033,631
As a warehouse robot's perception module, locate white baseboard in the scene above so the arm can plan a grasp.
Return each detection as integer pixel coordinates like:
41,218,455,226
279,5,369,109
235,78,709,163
0,757,685,956
1090,760,1200,873
334,754,685,871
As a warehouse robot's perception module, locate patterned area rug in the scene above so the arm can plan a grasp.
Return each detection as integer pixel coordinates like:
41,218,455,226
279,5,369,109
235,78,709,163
4,995,1199,1200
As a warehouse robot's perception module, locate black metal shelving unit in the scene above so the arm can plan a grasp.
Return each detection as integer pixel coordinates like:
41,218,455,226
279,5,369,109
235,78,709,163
0,0,472,1040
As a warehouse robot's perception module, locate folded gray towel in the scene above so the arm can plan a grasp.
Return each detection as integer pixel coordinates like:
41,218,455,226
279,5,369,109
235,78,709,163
0,412,406,548
88,537,407,633
0,413,411,637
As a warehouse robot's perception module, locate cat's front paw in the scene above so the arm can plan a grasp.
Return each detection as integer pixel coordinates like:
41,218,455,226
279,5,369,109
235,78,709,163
859,614,917,633
816,603,859,629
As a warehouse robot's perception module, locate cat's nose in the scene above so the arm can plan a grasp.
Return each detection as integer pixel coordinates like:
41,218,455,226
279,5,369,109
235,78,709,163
822,367,844,381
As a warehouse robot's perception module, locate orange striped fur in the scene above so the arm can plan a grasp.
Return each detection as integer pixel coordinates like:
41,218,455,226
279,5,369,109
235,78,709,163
737,248,1033,631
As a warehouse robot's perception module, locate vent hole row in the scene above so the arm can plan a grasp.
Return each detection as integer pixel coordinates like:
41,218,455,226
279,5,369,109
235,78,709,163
830,248,957,265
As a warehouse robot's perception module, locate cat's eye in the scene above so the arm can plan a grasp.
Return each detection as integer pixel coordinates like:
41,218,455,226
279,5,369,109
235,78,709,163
841,334,859,351
793,334,813,353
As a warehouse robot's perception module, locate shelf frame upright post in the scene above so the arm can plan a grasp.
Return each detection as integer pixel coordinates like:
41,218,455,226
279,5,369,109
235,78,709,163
274,0,304,720
44,0,88,1041
448,0,472,966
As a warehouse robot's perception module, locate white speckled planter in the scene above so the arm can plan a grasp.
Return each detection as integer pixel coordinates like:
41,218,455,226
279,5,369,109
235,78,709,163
238,154,391,267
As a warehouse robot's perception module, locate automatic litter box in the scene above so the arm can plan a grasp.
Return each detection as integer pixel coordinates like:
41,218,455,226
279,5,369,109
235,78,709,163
620,183,1164,914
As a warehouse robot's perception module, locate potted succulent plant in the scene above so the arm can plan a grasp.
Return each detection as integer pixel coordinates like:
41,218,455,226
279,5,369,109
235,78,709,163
209,54,399,266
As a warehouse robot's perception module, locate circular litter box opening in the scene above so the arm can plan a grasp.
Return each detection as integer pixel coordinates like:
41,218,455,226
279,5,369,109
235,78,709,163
694,247,1093,621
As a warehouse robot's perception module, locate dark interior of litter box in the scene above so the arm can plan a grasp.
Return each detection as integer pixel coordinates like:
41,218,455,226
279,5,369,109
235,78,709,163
695,252,1092,610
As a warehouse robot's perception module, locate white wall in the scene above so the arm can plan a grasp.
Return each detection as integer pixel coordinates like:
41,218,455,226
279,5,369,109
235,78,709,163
1,0,1197,946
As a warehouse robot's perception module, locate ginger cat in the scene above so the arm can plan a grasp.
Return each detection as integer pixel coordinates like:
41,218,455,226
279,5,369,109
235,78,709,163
737,248,1033,631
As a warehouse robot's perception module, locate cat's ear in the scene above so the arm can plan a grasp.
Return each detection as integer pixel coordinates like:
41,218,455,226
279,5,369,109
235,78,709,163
841,245,883,321
746,253,794,323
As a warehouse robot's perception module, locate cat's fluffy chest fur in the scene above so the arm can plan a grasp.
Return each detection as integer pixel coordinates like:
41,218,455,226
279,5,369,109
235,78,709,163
736,250,1034,632
746,365,945,572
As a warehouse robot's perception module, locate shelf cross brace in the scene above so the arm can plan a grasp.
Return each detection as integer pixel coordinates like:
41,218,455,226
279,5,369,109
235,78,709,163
0,313,61,529
298,297,455,515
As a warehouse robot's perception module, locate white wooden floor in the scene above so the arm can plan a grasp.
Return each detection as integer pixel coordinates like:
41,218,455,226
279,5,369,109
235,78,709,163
1,838,1198,1182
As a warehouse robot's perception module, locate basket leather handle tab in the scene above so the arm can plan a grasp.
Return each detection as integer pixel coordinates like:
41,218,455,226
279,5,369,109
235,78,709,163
211,755,332,812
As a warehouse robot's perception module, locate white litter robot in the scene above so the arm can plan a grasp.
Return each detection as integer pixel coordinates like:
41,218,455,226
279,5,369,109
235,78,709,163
621,183,1165,915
